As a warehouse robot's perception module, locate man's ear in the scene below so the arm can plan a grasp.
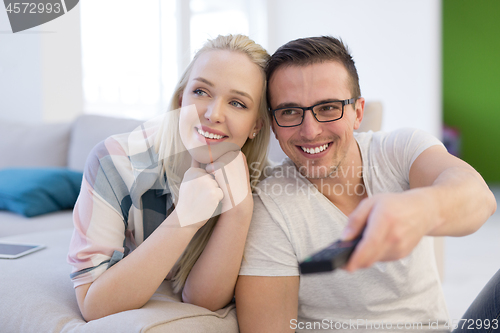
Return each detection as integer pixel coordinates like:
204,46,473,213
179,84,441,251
270,116,279,140
271,120,278,140
353,97,365,130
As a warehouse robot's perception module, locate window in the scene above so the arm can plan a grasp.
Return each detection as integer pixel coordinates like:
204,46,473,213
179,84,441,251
80,0,262,120
190,0,249,54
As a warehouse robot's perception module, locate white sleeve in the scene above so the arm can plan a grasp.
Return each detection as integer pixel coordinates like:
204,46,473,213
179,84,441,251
382,128,445,185
239,193,300,276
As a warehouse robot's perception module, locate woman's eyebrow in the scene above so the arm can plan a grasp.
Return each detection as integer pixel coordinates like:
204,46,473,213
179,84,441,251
193,77,214,86
231,89,253,103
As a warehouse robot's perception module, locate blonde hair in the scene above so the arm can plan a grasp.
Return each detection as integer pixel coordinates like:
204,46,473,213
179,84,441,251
154,34,271,293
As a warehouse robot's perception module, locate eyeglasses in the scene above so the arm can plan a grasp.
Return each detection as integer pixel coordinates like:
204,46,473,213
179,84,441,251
270,98,356,127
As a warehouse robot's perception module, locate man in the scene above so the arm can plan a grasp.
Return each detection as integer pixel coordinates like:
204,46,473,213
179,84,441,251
235,36,497,332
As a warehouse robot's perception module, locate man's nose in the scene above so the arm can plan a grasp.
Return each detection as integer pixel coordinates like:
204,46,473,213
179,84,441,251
204,99,225,123
299,110,322,140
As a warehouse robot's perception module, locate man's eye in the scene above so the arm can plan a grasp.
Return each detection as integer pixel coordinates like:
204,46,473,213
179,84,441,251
317,103,341,112
281,109,298,116
193,89,208,96
230,101,246,109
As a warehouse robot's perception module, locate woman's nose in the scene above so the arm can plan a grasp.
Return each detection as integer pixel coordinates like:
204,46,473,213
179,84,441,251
204,99,225,123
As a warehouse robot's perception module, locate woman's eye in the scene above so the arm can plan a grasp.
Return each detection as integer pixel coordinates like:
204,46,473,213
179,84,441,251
193,89,208,96
230,101,246,109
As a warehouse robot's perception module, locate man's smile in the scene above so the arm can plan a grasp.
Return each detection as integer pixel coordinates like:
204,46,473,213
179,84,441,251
295,141,332,158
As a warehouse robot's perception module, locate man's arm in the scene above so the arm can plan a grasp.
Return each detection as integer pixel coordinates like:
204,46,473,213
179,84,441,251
343,145,496,271
235,275,299,333
408,145,496,235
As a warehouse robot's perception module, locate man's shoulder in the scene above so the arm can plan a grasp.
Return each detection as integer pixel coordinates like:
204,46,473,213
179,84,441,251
355,128,436,151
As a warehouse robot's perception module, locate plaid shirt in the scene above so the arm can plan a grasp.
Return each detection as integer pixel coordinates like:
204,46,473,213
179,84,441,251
67,116,175,288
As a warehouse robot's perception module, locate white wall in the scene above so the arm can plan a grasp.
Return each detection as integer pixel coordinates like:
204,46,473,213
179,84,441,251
0,5,83,124
0,9,43,122
265,0,442,163
0,0,440,132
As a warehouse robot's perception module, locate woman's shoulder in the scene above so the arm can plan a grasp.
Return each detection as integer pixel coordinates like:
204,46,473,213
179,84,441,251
84,115,164,181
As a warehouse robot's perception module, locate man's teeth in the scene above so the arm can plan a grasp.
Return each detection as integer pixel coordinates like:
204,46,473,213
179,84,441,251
197,128,224,140
301,143,329,155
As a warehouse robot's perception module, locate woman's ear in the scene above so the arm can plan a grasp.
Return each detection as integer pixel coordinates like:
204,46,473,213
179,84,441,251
178,91,183,107
249,117,264,139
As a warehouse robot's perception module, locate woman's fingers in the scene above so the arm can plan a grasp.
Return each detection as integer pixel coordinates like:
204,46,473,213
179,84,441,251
191,158,201,169
205,150,240,173
176,166,225,227
205,151,249,212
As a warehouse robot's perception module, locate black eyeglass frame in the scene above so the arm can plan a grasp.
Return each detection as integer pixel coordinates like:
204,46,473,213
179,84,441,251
270,98,357,128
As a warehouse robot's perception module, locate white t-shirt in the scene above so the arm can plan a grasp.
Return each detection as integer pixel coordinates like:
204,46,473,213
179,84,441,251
240,129,451,332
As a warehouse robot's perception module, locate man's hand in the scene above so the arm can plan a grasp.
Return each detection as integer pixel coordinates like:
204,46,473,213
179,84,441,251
341,145,496,272
341,189,435,272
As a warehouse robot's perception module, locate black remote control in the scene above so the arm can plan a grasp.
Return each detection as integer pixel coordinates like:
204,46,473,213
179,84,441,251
299,235,363,274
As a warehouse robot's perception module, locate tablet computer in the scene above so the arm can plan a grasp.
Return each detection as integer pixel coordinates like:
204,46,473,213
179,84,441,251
0,242,45,259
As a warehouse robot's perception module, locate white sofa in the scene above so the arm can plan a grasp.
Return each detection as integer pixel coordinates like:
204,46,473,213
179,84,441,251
0,102,388,332
0,114,238,332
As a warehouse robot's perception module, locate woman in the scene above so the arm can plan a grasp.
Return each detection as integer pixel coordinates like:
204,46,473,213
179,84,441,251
67,34,271,321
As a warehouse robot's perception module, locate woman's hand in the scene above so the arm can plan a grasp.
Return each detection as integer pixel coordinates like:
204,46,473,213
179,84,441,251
205,151,251,213
182,151,255,310
175,159,224,227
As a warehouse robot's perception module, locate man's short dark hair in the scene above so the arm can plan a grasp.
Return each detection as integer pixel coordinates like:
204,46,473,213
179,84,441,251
266,36,361,106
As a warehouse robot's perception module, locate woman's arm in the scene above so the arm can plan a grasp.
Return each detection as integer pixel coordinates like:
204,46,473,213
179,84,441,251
75,164,224,321
181,151,254,310
75,210,200,321
181,191,254,310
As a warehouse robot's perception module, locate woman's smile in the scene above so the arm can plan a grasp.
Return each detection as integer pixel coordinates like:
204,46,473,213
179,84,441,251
195,126,228,144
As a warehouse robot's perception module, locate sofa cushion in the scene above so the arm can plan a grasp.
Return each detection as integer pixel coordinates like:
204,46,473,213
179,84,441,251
0,210,73,238
0,168,83,217
68,115,143,171
0,229,239,333
0,119,71,168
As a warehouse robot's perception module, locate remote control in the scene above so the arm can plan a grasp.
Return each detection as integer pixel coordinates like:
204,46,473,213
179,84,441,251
299,234,363,274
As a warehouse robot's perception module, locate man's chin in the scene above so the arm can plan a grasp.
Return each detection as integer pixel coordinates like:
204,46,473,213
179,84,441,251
296,164,336,180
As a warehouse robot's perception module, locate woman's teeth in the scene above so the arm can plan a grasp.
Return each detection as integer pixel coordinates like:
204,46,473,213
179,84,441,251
197,128,224,140
301,143,329,155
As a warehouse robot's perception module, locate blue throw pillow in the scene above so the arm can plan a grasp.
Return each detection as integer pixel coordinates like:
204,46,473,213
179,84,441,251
0,168,83,217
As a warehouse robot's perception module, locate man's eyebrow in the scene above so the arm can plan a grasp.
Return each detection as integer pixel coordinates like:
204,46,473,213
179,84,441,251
193,77,214,86
274,102,300,109
230,89,253,103
274,99,339,109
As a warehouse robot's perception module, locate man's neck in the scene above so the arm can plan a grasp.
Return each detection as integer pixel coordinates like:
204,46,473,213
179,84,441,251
307,142,367,216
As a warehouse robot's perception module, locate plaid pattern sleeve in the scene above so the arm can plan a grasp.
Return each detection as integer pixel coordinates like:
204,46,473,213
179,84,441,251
67,116,175,288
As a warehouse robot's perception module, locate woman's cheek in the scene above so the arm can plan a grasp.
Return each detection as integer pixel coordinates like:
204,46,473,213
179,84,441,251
179,104,202,150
